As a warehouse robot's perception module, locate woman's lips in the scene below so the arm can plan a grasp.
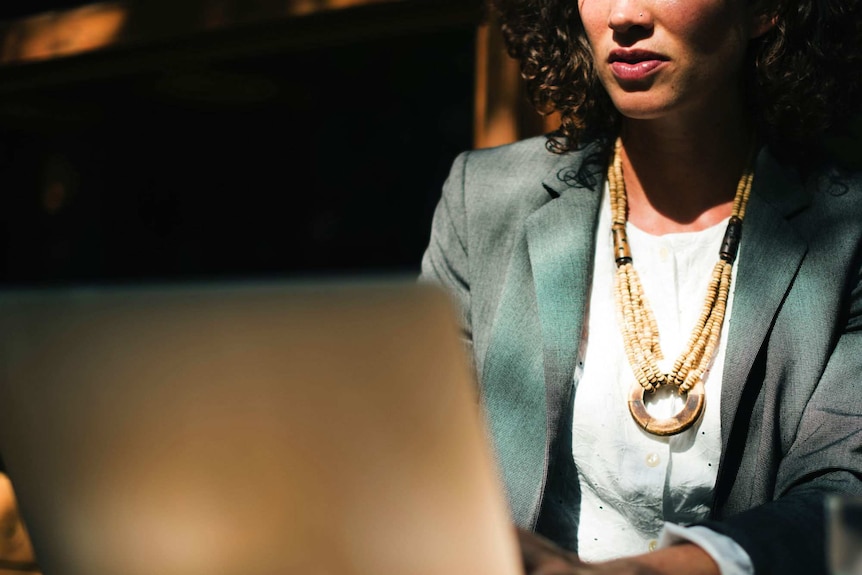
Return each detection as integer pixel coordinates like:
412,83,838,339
609,50,668,81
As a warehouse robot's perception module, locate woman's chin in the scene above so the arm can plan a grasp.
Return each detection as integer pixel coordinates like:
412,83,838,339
606,92,677,122
615,106,671,122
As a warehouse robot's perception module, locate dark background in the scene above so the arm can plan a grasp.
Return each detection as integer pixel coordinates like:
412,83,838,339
0,1,480,285
0,2,93,20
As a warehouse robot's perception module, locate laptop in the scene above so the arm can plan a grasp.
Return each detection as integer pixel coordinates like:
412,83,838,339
0,276,523,575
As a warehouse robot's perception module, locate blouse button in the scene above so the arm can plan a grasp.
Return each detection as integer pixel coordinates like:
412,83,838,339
645,452,661,467
648,540,658,552
659,246,670,262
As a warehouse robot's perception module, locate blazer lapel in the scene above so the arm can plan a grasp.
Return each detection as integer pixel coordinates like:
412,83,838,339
481,150,603,528
526,181,603,441
720,149,810,451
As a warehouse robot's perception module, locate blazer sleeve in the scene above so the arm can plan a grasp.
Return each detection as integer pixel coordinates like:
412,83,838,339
420,151,473,352
702,264,862,575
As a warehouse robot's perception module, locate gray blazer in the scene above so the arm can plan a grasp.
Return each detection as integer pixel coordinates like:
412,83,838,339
420,136,862,575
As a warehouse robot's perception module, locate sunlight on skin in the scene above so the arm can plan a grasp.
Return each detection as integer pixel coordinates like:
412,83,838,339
0,474,39,574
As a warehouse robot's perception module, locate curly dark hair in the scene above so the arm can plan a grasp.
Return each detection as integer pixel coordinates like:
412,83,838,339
488,0,862,162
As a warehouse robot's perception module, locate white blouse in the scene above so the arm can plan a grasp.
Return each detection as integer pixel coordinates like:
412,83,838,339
571,187,751,574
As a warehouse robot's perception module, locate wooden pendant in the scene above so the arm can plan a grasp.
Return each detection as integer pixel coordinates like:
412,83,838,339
627,381,705,436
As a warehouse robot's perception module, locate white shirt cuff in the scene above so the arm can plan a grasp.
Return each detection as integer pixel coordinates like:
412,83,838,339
658,523,754,575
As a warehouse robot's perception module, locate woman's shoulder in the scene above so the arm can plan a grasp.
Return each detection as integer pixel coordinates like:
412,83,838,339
451,134,606,202
761,149,862,257
464,134,557,162
799,154,862,215
453,135,561,184
810,160,862,196
758,146,862,210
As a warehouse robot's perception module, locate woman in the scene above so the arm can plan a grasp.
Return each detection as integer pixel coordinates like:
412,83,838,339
421,0,862,574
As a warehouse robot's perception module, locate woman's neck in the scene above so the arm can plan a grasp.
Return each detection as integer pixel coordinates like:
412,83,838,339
618,111,755,235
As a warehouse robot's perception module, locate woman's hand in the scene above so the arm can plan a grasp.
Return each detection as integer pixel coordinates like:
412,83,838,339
517,527,719,575
0,473,39,573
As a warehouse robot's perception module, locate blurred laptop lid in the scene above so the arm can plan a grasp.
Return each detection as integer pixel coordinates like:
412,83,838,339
0,277,522,575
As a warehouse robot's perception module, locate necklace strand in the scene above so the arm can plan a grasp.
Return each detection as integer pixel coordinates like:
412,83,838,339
609,137,754,399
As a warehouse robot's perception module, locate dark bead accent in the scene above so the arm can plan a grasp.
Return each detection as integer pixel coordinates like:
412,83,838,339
720,216,743,263
612,224,632,266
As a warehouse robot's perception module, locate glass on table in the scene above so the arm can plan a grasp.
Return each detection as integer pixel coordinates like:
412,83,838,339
828,494,862,575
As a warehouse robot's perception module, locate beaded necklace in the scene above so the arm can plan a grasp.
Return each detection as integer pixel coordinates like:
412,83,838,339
608,137,754,436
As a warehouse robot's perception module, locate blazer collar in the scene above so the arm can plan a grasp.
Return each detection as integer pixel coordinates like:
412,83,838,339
719,147,810,451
